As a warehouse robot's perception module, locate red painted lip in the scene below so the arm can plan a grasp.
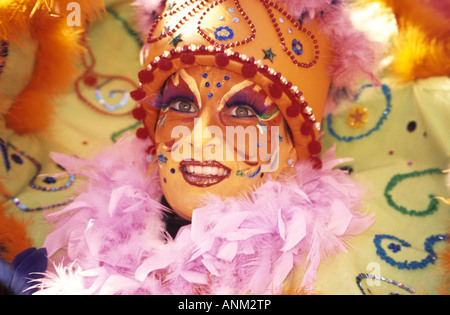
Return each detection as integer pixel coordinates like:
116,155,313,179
179,160,231,188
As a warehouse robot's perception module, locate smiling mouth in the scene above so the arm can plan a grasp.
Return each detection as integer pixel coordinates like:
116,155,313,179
180,160,231,187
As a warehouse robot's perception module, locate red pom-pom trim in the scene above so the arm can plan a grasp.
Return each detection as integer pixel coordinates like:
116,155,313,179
136,127,149,139
286,104,300,117
308,141,322,155
83,75,97,87
301,121,313,136
241,63,258,78
215,53,230,68
180,52,196,65
132,107,146,121
138,69,154,84
158,58,173,71
268,83,283,99
130,88,146,101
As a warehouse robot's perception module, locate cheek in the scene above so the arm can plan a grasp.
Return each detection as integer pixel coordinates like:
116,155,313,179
156,142,183,192
155,112,194,144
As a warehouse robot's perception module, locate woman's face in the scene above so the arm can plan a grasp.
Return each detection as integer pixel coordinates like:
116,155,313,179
153,66,297,220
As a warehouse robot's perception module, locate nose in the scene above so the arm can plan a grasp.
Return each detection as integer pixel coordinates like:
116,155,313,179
188,106,223,161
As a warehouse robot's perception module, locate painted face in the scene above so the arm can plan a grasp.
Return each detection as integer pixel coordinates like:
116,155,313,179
153,66,297,220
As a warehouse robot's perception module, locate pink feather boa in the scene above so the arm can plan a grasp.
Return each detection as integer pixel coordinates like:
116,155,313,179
34,136,374,295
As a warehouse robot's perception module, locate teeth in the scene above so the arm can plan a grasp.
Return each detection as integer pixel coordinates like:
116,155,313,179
194,166,202,175
184,165,228,176
203,166,211,175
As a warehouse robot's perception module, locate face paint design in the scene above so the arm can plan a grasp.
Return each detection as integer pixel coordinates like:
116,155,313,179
153,66,297,220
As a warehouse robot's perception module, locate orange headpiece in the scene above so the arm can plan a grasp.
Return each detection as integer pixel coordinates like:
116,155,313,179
131,0,379,160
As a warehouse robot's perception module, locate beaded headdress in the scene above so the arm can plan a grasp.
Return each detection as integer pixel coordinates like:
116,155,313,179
131,0,379,160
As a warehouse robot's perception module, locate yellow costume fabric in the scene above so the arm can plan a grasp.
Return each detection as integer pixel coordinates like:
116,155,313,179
0,1,448,294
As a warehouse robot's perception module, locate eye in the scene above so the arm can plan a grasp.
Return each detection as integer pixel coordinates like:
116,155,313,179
169,99,197,113
230,105,257,118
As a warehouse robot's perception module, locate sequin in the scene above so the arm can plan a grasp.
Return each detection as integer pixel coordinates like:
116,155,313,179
356,273,416,295
374,234,448,270
94,78,131,112
11,153,23,165
248,165,262,179
262,48,277,63
214,26,234,41
346,105,369,129
169,34,183,47
10,196,74,213
158,152,168,164
388,243,402,253
43,177,57,184
384,168,444,216
327,84,392,142
407,121,417,132
292,39,303,56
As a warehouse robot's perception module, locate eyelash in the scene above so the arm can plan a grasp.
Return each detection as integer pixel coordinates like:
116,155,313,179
229,105,257,117
159,88,196,111
225,92,268,116
169,99,197,113
153,83,271,118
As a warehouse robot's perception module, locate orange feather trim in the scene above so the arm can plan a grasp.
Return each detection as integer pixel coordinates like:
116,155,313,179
0,183,33,264
5,14,84,133
0,204,34,264
362,0,450,81
0,0,104,134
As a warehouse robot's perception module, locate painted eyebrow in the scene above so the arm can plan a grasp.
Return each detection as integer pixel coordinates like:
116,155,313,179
222,83,274,116
156,70,202,109
175,69,202,109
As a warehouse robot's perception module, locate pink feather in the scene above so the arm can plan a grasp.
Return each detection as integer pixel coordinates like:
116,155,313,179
131,0,166,41
35,137,374,295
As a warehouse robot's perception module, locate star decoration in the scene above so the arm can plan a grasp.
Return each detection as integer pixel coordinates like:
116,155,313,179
169,34,183,47
262,48,277,63
346,105,369,129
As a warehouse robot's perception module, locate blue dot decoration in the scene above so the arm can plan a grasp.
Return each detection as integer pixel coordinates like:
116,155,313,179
292,39,303,56
374,234,448,270
43,177,57,184
11,153,23,165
